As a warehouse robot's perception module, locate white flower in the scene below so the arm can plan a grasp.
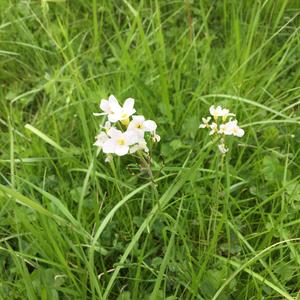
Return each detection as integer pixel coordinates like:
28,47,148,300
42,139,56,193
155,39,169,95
130,139,149,154
115,98,136,124
102,127,137,156
209,105,224,119
128,115,160,143
93,95,122,122
222,120,244,137
210,105,235,120
218,143,228,154
93,94,159,161
100,95,120,114
94,131,109,149
221,109,235,122
95,95,136,123
199,117,211,128
128,115,157,137
219,121,235,135
209,122,218,135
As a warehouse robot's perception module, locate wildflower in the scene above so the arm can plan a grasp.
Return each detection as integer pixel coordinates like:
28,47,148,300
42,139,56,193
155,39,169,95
94,132,109,149
218,143,228,154
130,139,149,154
209,123,218,135
199,117,211,128
94,95,160,161
95,95,136,123
209,105,224,120
102,127,137,156
128,116,157,138
200,105,244,154
93,95,121,122
221,109,235,122
223,120,244,137
115,98,136,125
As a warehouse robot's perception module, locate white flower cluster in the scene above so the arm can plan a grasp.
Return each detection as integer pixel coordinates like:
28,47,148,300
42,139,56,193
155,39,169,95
94,95,160,162
199,105,245,154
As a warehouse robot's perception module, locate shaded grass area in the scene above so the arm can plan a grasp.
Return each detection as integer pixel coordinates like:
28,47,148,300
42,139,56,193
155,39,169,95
1,0,300,299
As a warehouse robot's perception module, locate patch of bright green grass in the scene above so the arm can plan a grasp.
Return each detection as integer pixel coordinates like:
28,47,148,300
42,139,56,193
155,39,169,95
1,0,300,299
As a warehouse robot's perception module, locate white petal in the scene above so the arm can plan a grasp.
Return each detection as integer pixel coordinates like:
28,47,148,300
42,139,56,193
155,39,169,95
94,139,103,147
199,124,206,128
108,112,121,123
224,129,233,135
144,120,157,132
127,121,136,131
124,130,139,145
127,119,137,130
210,123,217,129
202,117,211,123
100,99,110,113
209,105,215,116
108,95,121,112
236,127,244,137
122,98,136,117
123,98,135,110
218,144,228,154
95,131,108,141
129,144,140,154
132,115,145,123
124,108,136,117
115,145,129,156
216,106,223,114
221,108,229,116
102,140,116,154
107,127,122,139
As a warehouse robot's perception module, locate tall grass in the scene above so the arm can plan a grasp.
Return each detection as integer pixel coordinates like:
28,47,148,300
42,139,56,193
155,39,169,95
1,0,300,299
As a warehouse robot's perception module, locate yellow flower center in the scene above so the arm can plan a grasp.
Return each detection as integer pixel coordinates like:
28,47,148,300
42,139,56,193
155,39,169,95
117,138,125,145
135,123,143,129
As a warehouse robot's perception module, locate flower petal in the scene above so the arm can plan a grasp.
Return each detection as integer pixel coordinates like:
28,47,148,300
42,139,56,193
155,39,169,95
108,95,121,112
209,105,215,116
123,98,135,110
100,99,110,113
124,130,139,145
144,120,157,132
132,115,145,123
108,112,121,123
236,128,245,137
115,145,129,156
102,139,116,154
107,127,122,139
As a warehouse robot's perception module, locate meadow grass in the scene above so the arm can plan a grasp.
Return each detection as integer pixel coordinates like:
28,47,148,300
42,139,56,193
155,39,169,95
1,0,300,299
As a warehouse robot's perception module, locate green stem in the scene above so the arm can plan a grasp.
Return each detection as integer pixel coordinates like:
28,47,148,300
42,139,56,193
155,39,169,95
137,151,160,209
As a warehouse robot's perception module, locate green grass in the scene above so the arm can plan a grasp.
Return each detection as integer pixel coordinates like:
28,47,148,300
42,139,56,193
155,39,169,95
1,0,300,299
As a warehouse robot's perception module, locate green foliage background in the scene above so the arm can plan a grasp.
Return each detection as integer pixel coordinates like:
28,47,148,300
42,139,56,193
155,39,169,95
1,0,300,299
